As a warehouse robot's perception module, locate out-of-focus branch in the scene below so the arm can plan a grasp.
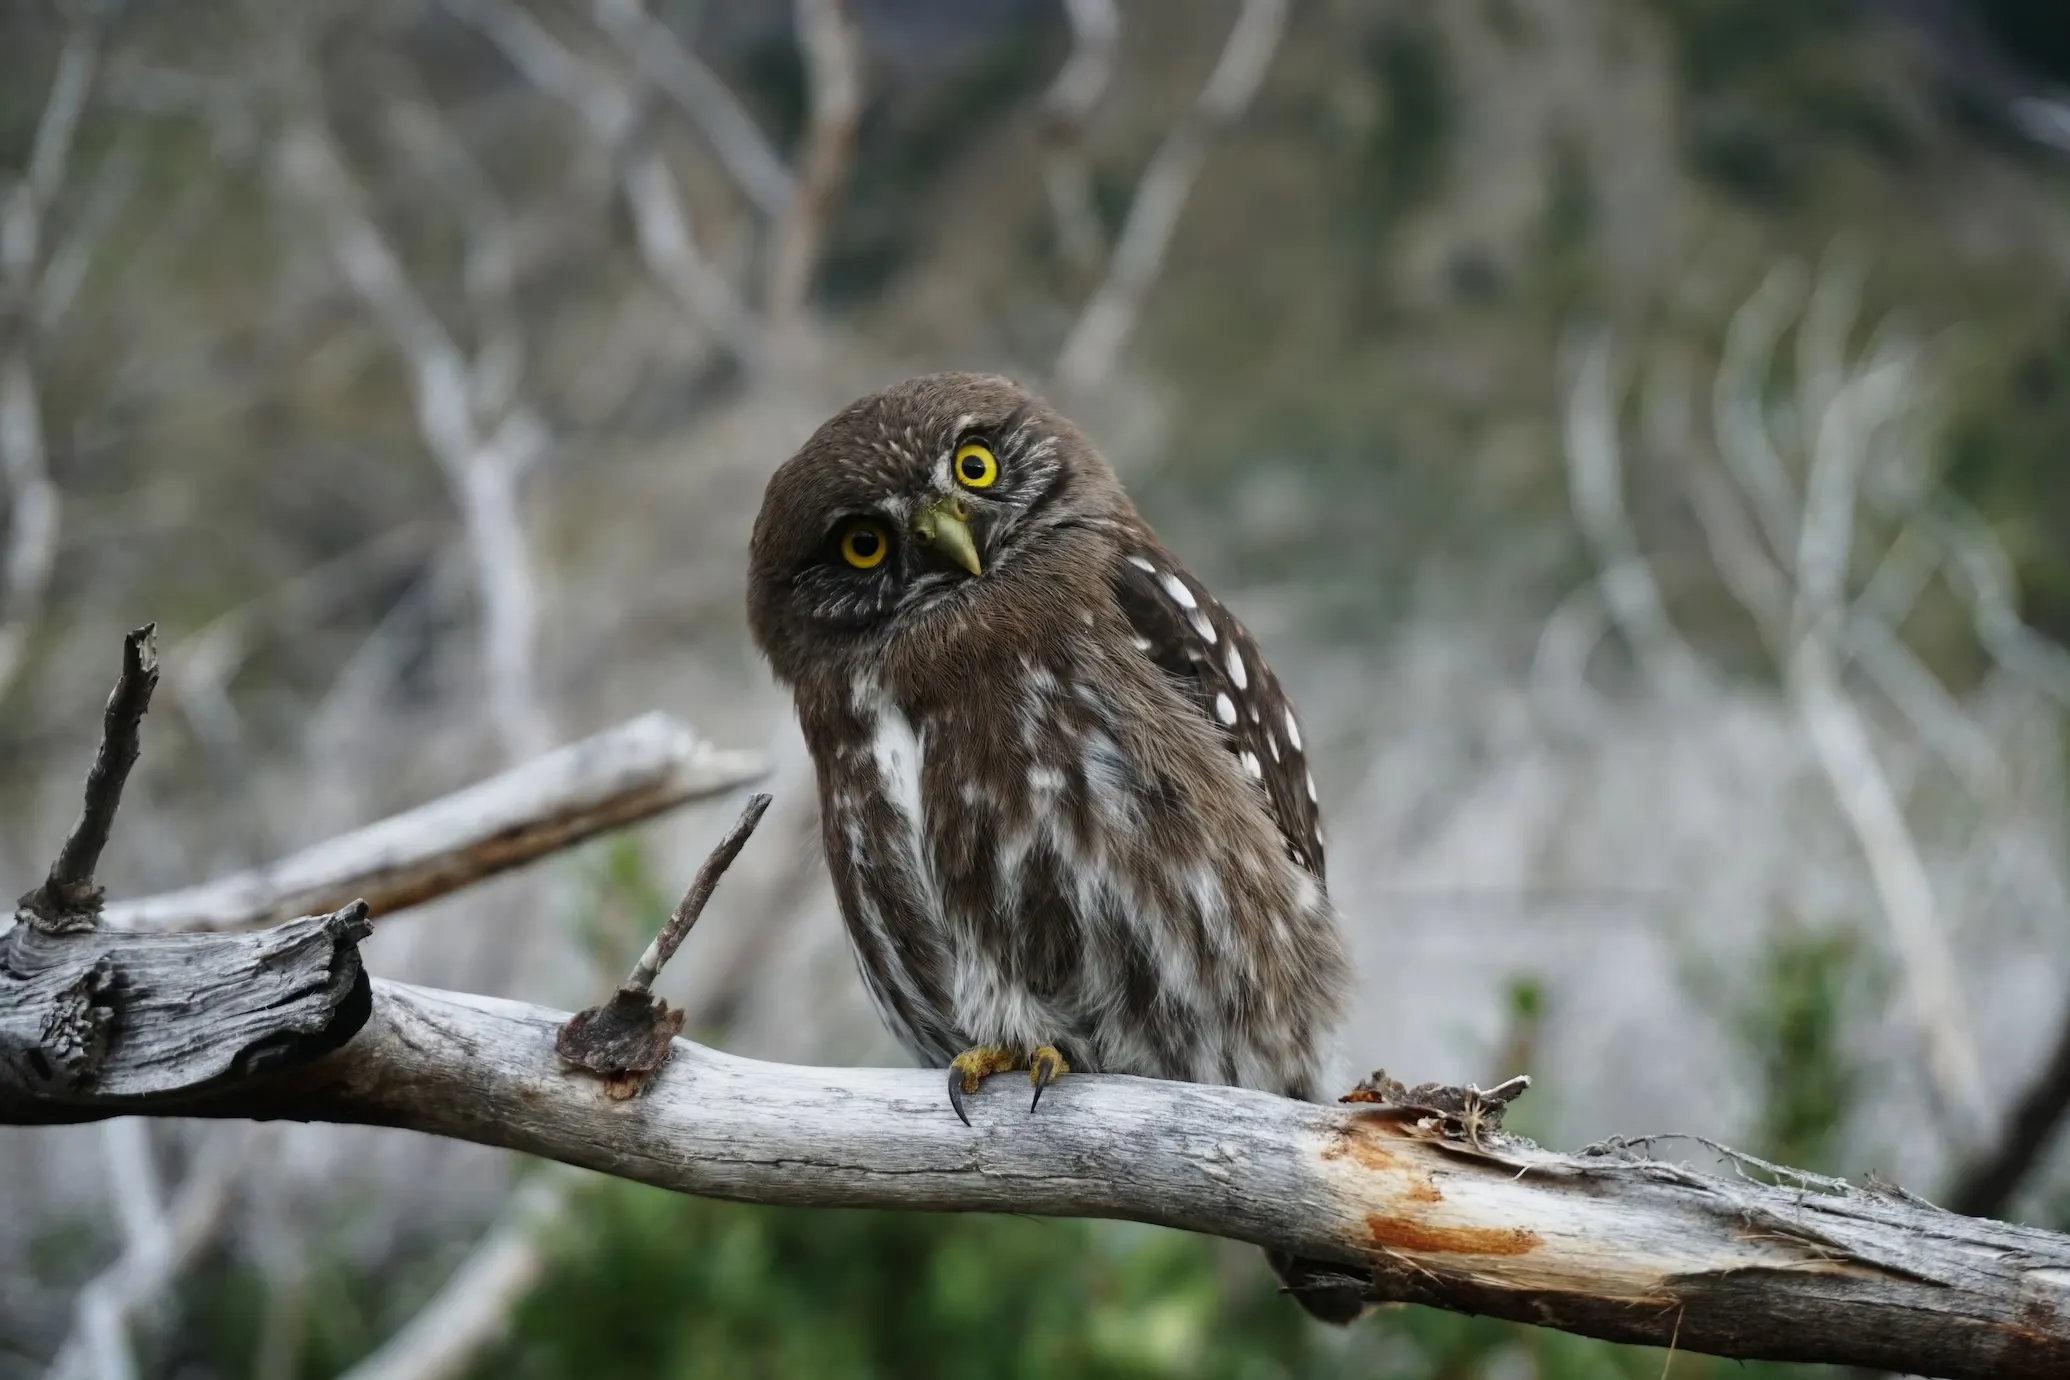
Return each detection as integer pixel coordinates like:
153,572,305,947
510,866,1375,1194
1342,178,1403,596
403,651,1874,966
445,0,760,365
1779,317,1988,1132
1925,494,2070,710
1694,408,2009,800
45,1128,246,1380
590,0,793,219
380,93,526,425
1712,263,1806,562
1560,330,1706,696
336,1167,574,1380
276,110,553,760
1039,0,1120,278
765,0,861,339
0,21,100,704
1053,0,1288,397
1951,997,2070,1219
105,712,767,934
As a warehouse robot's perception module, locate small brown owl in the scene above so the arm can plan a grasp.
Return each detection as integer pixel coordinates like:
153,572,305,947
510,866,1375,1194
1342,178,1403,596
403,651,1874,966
748,372,1360,1321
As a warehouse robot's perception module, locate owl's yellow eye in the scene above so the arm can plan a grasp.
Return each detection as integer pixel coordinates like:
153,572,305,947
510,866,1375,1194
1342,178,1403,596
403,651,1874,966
839,520,889,569
954,442,998,489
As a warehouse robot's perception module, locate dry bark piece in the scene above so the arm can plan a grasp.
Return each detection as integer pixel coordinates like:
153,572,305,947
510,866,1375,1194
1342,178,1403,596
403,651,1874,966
554,792,771,1098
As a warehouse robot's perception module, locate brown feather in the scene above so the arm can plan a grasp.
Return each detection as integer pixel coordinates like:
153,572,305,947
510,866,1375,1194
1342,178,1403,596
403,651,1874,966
747,372,1361,1323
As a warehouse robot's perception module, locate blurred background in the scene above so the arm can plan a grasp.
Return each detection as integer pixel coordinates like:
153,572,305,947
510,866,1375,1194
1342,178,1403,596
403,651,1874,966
4,0,2070,1375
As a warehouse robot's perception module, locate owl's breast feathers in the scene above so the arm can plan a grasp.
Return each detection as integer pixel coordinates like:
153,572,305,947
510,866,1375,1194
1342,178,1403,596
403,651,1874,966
801,526,1349,1096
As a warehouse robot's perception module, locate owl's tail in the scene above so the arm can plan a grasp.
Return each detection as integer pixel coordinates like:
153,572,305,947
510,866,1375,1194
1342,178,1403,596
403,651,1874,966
1263,1058,1369,1323
1264,1249,1369,1325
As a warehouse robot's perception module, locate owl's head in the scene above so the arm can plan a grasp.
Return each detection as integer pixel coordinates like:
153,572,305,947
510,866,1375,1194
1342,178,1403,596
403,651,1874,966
748,372,1128,684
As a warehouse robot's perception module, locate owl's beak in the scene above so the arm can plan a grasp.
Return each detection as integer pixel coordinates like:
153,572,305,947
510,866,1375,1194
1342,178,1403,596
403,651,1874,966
912,496,982,577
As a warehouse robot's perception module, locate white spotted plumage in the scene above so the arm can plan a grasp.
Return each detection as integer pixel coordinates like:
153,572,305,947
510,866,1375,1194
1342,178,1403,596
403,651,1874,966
753,372,1359,1323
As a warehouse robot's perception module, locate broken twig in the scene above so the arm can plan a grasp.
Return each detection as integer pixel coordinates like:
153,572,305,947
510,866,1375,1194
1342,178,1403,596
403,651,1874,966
554,791,773,1097
15,624,160,934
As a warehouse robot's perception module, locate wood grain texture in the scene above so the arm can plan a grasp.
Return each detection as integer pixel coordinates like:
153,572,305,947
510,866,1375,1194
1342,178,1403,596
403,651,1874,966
101,713,766,934
0,904,370,1104
5,910,2067,1378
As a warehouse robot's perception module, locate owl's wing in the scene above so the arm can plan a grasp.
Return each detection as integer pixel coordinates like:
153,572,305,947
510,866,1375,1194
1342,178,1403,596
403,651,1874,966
1111,545,1326,880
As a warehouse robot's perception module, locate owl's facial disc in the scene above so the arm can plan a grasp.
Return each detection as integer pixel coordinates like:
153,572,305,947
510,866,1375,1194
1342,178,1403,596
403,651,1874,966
911,495,981,576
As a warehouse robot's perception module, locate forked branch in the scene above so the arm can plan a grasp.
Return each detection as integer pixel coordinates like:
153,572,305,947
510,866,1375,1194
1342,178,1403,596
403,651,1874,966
6,634,2070,1379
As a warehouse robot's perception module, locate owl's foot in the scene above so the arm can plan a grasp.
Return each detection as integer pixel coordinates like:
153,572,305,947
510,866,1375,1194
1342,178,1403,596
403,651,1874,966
946,1045,1019,1126
1028,1044,1070,1112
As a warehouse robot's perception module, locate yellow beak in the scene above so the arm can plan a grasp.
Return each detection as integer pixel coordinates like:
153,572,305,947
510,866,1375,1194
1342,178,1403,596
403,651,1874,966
912,496,982,576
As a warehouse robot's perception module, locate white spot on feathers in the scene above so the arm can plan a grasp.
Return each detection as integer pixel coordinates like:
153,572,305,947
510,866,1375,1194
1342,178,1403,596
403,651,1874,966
1240,751,1263,779
1127,555,1156,573
1284,709,1302,751
869,699,925,827
1305,769,1318,802
1188,608,1218,644
1215,692,1237,725
1225,646,1248,689
1161,573,1198,609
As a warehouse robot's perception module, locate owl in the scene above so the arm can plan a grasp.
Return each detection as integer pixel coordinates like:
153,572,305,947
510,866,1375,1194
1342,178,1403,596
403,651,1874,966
747,373,1361,1321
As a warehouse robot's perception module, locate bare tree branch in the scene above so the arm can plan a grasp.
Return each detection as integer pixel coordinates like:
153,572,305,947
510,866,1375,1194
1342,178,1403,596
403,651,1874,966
1039,0,1119,278
1951,995,2070,1220
1780,318,1988,1132
765,0,861,339
590,0,793,218
0,20,100,704
1926,492,2070,710
336,1167,574,1380
5,945,2068,1379
7,628,2070,1378
104,712,767,934
1559,331,1707,697
1053,0,1288,397
276,109,554,760
624,791,772,995
445,0,761,364
45,1127,247,1380
332,788,777,1380
1687,264,1995,1135
16,625,159,936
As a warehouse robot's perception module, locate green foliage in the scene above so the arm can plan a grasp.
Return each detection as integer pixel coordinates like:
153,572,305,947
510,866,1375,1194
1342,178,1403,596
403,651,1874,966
568,835,673,980
464,1174,1838,1380
1735,923,1874,1173
475,1183,1309,1380
1339,18,1453,238
1944,304,2070,650
1649,0,1916,204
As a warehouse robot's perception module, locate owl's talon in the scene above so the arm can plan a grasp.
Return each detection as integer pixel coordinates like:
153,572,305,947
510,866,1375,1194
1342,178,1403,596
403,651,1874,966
1028,1044,1069,1112
945,1045,1019,1126
948,1064,972,1126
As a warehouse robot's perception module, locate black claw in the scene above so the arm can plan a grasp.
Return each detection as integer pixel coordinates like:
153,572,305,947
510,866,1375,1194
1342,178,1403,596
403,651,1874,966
1030,1060,1058,1113
948,1066,972,1127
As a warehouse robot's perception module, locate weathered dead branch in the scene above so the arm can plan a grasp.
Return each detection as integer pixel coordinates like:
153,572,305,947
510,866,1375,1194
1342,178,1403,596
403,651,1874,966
5,938,2067,1379
0,14,100,703
1039,0,1120,279
765,0,861,339
1052,0,1288,396
104,711,766,934
7,633,2070,1379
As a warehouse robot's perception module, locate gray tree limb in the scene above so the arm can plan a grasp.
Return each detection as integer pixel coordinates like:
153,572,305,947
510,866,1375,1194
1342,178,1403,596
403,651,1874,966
103,711,767,934
4,911,2068,1378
